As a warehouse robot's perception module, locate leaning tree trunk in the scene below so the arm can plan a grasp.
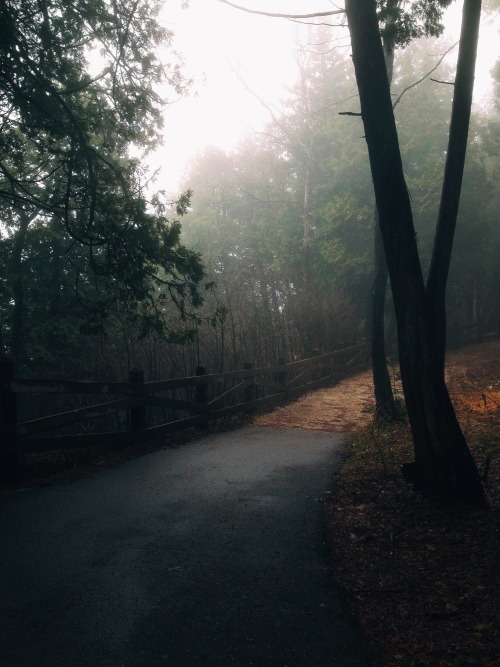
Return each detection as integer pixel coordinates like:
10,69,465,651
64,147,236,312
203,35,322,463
371,214,401,420
426,0,482,375
371,34,400,421
345,0,488,507
301,163,317,351
10,212,36,371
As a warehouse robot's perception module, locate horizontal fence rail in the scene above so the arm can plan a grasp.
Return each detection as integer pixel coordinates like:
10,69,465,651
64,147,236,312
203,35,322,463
0,344,368,455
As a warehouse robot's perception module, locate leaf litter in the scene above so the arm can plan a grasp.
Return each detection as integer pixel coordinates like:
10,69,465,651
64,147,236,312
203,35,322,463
253,339,500,667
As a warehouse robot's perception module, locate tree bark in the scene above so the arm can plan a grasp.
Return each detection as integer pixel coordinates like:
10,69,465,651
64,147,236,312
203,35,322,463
10,212,36,371
371,41,400,421
426,0,482,374
302,165,316,350
371,213,401,420
345,0,488,506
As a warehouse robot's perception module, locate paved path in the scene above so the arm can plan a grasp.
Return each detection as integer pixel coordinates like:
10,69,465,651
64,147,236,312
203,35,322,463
0,426,375,666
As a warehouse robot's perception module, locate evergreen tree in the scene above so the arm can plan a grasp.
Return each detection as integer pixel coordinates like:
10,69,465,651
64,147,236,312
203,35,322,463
0,0,205,371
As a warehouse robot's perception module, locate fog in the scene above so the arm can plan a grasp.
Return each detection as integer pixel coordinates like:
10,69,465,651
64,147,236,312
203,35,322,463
154,0,500,193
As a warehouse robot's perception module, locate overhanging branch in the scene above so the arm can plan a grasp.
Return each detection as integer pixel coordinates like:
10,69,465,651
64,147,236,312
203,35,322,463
392,42,458,110
218,0,344,20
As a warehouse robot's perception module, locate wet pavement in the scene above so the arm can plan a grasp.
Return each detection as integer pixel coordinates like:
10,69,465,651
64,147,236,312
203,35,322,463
0,426,376,666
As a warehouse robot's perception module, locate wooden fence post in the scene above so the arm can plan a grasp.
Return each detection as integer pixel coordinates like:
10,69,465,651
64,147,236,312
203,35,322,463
274,357,288,401
243,362,255,410
195,365,208,426
0,358,20,481
310,348,321,381
129,368,146,431
276,357,286,391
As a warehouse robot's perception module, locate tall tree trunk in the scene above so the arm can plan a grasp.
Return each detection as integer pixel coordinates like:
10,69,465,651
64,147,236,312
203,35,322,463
372,214,401,419
10,212,36,370
302,164,316,351
371,41,400,420
345,0,488,507
0,312,6,359
426,0,482,374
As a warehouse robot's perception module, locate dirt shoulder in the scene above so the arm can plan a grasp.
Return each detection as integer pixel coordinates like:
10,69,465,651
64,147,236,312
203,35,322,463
252,339,500,438
251,366,377,433
253,339,500,667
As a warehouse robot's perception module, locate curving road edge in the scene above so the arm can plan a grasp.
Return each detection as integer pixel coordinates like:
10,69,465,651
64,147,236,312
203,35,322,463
0,426,376,666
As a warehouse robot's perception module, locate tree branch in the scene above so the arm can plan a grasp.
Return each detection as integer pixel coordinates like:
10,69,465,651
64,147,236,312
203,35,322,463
392,41,458,110
218,0,344,20
430,78,455,85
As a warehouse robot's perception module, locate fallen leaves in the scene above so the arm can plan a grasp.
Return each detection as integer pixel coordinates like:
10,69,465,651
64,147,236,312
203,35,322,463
252,339,500,666
322,340,500,667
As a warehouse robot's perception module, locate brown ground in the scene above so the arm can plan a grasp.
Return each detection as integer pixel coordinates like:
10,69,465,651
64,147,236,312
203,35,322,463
6,341,500,665
251,365,379,432
253,339,500,667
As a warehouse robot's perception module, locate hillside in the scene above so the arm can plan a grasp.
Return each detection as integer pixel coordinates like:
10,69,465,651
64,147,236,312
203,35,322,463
255,339,500,666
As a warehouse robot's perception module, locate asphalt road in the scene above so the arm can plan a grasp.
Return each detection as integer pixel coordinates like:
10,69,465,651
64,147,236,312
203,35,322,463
0,426,376,666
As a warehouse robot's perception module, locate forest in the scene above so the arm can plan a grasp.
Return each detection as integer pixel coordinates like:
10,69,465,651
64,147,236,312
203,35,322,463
1,1,499,502
1,3,498,381
2,3,499,381
179,31,500,371
2,5,500,665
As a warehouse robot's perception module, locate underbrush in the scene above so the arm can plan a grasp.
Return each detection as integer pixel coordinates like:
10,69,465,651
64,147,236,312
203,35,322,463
325,417,500,666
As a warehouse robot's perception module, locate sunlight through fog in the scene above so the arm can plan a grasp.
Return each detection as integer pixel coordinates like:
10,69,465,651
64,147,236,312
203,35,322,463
153,0,499,194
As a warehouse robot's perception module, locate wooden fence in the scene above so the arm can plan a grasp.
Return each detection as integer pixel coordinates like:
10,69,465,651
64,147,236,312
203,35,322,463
0,344,367,456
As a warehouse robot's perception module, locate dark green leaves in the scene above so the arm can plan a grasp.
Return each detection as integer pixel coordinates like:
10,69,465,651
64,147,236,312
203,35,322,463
0,0,205,367
377,0,453,50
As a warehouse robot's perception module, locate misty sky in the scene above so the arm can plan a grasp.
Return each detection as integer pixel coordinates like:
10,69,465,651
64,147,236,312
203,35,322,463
153,0,500,195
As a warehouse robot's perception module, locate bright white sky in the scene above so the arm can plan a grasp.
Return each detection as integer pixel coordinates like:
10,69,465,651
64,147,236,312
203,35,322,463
152,0,500,195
